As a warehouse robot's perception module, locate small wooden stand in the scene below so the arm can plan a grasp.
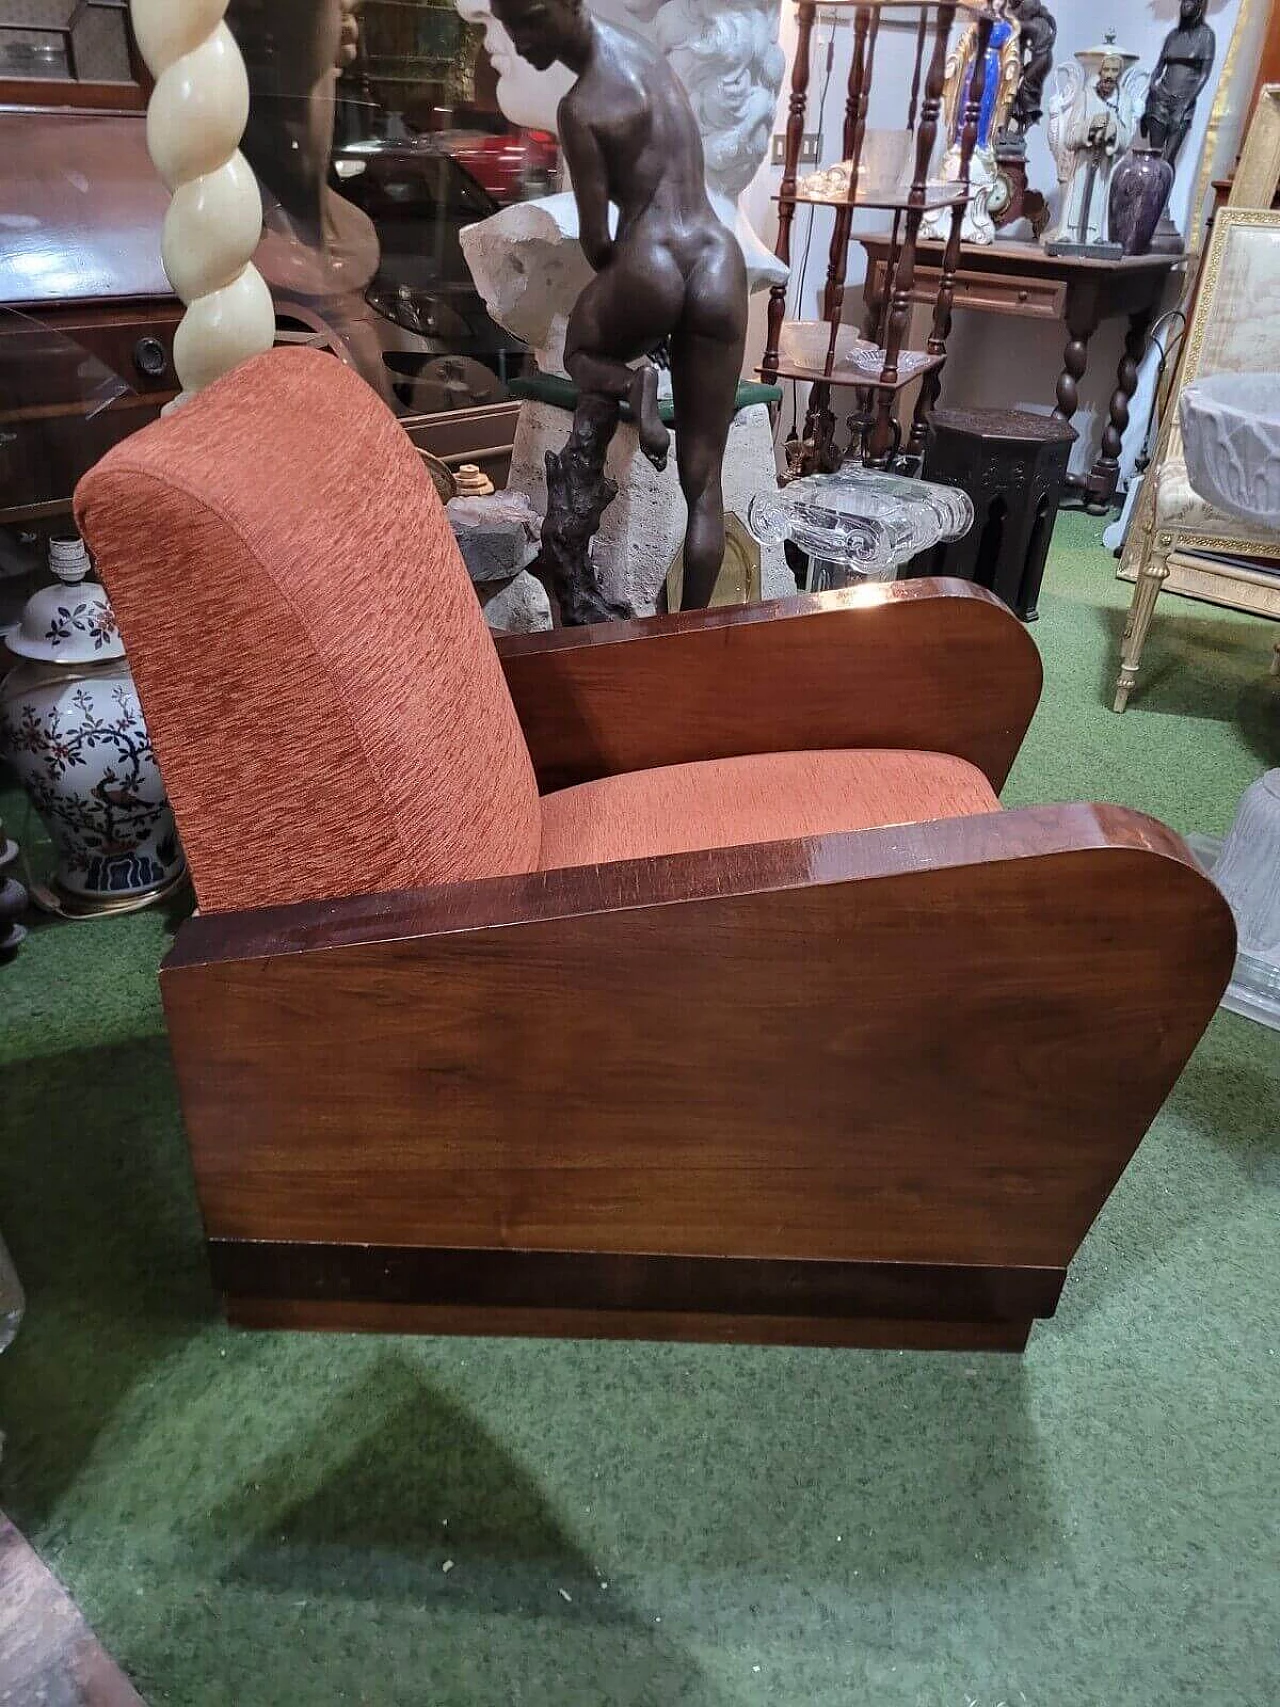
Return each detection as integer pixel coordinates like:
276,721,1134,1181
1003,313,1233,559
760,2,994,472
908,405,1077,620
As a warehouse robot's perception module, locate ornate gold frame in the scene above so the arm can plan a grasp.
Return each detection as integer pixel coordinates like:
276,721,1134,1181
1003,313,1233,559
1189,0,1270,252
1113,208,1280,709
1178,206,1280,380
1120,206,1280,582
1232,82,1280,209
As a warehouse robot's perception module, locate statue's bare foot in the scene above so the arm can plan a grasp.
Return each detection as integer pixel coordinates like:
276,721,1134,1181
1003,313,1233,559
629,365,671,472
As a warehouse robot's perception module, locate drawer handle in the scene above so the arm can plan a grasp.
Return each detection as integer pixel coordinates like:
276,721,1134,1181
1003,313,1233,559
134,336,169,379
1017,289,1030,303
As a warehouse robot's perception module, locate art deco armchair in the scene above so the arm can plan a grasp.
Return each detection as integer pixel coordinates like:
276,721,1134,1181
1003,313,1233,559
76,348,1234,1353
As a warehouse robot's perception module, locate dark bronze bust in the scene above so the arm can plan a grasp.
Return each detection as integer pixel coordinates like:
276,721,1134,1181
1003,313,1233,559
492,0,749,623
1141,0,1216,168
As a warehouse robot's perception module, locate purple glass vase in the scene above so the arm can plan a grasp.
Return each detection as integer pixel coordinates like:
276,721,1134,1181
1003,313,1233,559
1109,145,1176,258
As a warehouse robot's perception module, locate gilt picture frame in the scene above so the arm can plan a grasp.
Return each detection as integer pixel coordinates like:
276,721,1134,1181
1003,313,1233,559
1117,207,1280,622
1231,82,1280,210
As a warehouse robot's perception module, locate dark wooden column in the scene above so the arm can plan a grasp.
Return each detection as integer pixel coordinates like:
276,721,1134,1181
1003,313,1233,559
909,5,995,457
805,5,879,459
761,0,817,387
1053,276,1103,423
1093,307,1155,503
870,2,956,463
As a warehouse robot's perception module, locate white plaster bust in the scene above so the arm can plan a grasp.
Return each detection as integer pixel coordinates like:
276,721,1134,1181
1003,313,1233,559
458,0,782,202
453,0,786,374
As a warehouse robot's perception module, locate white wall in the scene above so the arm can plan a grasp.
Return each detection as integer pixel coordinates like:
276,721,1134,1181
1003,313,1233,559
743,0,1253,482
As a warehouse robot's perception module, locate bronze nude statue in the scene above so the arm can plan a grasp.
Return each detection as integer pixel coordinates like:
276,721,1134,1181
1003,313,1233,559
491,0,749,622
1006,0,1057,136
1141,0,1216,169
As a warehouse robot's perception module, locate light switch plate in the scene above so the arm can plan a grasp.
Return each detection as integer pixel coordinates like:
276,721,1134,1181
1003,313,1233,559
772,132,823,167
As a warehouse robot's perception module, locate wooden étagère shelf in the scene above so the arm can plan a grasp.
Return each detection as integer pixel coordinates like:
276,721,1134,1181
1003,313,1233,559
768,320,945,390
761,1,997,472
772,182,969,213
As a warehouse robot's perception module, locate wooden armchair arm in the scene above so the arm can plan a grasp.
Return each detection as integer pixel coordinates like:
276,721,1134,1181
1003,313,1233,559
496,579,1043,792
163,803,1232,1349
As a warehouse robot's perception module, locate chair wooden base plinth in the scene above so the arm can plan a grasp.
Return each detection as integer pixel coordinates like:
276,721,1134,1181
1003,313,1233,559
163,798,1233,1358
227,1297,1037,1353
211,1241,1063,1353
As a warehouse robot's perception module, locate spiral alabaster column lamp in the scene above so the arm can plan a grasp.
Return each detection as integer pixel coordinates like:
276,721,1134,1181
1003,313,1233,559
131,0,275,403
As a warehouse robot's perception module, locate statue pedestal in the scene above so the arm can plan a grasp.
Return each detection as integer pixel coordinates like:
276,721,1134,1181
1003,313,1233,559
1148,211,1185,256
508,400,795,616
1045,239,1123,260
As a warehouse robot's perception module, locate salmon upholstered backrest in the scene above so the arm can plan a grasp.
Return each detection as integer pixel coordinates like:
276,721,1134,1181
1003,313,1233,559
74,347,541,913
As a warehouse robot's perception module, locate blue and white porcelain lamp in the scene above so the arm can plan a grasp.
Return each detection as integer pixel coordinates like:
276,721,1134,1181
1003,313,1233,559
0,537,186,916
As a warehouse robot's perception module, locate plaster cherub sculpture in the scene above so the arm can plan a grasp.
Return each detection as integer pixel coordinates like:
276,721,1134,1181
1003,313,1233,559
1045,36,1147,254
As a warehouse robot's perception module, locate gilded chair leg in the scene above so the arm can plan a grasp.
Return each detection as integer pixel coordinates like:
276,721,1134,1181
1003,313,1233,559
1114,534,1172,713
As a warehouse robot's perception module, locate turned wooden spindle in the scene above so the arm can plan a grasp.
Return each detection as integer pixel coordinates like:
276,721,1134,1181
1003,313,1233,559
806,6,879,459
762,0,818,387
1054,307,1091,420
910,5,995,456
870,9,929,357
906,6,930,130
870,2,956,463
820,7,878,323
1096,309,1155,490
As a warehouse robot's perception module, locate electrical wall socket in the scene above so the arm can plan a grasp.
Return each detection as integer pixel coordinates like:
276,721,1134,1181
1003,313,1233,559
772,132,822,167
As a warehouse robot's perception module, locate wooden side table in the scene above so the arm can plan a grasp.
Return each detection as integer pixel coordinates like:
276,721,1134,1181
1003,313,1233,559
860,237,1186,509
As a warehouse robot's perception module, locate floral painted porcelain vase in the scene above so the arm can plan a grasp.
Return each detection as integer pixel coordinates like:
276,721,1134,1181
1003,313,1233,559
0,538,185,914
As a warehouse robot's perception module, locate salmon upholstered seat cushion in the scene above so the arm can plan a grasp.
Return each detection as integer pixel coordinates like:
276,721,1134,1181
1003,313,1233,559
74,347,541,914
538,748,1000,872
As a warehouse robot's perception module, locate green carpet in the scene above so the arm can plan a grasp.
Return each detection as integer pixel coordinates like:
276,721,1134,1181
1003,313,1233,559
1,513,1277,1706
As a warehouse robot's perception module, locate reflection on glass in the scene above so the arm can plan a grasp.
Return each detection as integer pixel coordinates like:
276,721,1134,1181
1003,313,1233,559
0,34,70,79
341,1,558,206
0,1,133,83
224,0,557,416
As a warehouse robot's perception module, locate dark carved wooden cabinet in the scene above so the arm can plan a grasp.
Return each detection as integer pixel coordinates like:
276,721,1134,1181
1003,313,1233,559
910,407,1077,621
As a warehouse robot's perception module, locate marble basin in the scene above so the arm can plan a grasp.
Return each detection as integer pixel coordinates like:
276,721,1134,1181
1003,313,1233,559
1180,372,1280,531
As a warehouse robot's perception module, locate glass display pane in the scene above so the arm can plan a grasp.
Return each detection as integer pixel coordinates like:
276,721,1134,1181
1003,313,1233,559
0,1,74,26
0,0,132,83
0,0,560,534
225,0,555,416
71,3,132,83
0,28,69,78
